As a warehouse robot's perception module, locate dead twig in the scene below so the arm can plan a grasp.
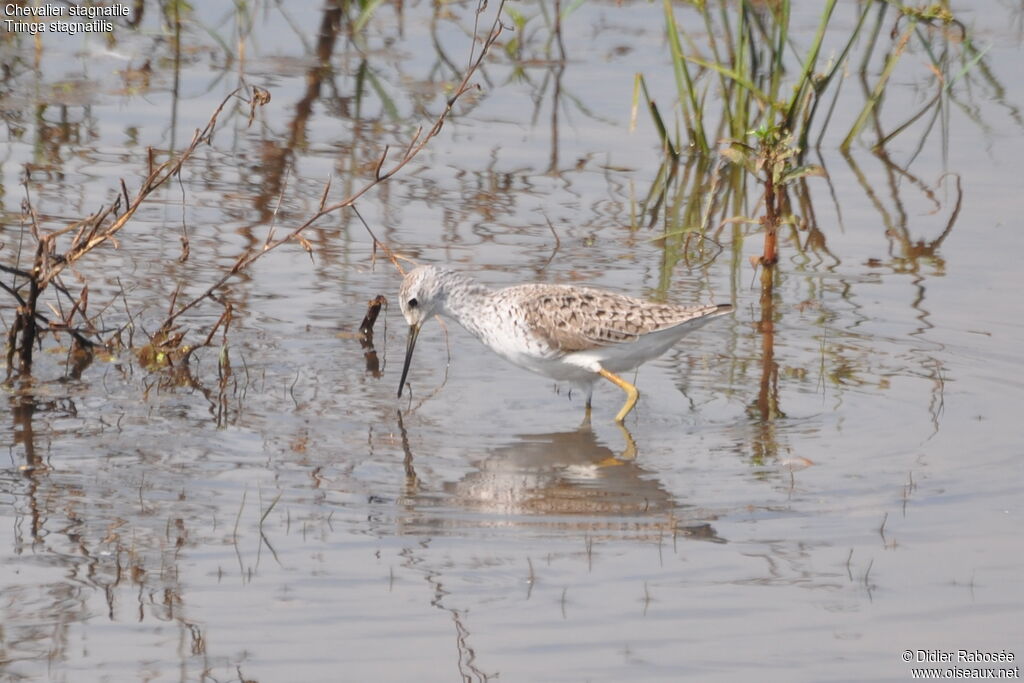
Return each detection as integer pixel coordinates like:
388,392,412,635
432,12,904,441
359,296,387,338
156,0,508,342
6,87,253,373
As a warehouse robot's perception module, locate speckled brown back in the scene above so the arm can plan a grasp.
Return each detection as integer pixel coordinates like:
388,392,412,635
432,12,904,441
508,284,730,353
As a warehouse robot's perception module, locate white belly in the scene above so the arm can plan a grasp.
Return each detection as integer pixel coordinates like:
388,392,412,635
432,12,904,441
464,315,598,385
450,305,702,385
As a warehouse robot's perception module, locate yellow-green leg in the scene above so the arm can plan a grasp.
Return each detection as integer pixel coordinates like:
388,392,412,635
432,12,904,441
598,368,639,423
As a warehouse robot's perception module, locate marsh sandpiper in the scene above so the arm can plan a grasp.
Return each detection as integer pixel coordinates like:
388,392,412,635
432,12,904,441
397,265,732,422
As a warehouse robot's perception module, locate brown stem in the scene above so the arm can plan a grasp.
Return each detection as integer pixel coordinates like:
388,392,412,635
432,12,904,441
756,266,779,427
762,172,779,266
14,230,50,373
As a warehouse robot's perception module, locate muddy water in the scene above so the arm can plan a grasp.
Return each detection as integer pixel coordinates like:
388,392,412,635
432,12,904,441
1,2,1022,681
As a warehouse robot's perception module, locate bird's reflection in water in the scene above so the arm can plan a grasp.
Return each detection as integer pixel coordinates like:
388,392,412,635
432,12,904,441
395,412,723,542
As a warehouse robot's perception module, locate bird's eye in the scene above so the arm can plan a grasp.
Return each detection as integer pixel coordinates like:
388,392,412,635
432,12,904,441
407,298,418,309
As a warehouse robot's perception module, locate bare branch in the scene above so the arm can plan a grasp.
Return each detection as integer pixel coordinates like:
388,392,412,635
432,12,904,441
38,87,247,290
158,0,508,331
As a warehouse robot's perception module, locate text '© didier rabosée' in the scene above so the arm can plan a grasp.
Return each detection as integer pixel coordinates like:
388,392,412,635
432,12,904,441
912,651,1016,664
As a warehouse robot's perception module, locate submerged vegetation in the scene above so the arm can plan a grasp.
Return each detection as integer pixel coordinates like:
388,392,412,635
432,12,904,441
0,0,1009,439
2,0,509,394
626,0,999,451
635,0,989,272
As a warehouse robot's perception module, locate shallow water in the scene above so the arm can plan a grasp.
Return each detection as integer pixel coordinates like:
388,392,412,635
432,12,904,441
1,1,1023,681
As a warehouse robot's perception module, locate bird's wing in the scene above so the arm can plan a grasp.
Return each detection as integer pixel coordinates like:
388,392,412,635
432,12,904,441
512,284,727,353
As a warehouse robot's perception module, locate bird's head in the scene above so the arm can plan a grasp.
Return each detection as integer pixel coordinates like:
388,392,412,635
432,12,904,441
397,265,445,398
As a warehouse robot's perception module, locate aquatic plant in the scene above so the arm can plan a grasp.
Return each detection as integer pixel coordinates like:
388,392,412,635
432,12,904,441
2,0,509,379
635,0,987,278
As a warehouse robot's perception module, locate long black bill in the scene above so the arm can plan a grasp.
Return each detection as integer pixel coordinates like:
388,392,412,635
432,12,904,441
397,323,420,398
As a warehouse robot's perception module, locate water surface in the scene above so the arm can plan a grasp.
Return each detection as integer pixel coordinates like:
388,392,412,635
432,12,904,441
1,1,1022,681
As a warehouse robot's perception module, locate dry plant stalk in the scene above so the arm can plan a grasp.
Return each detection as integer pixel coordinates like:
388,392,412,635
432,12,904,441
153,0,508,337
359,296,387,338
4,0,507,377
4,88,252,374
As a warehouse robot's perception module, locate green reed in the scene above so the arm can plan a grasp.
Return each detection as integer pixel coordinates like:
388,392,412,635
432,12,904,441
635,0,991,281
